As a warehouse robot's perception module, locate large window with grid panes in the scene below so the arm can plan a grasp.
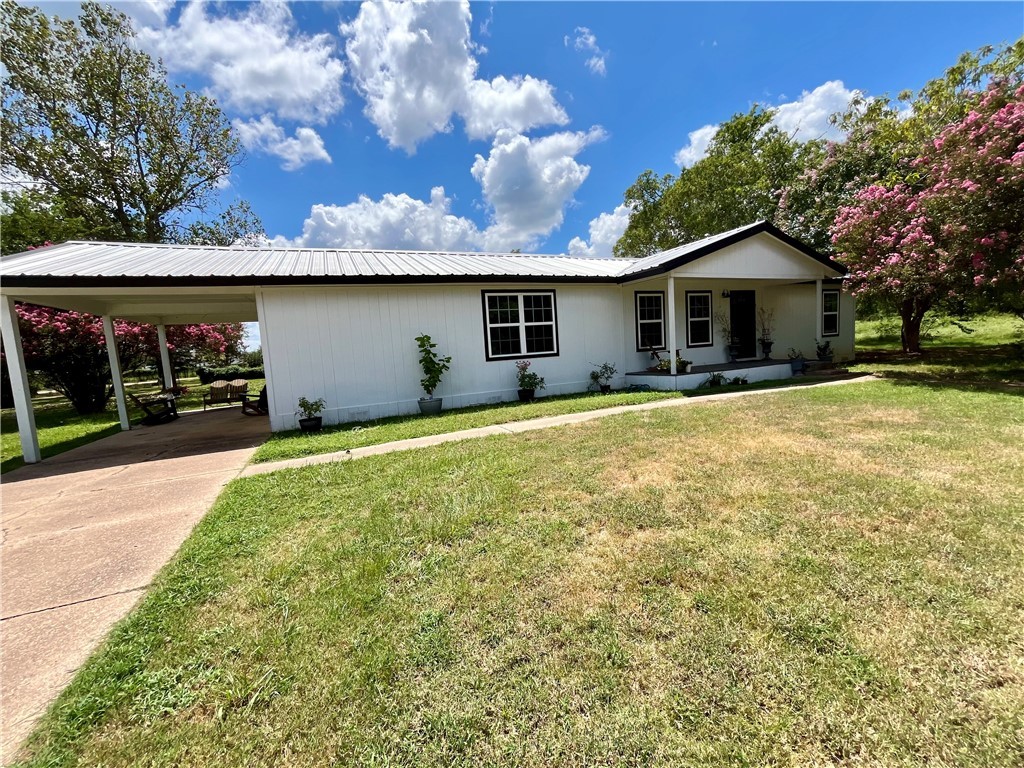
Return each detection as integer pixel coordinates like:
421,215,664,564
482,290,559,360
635,291,666,351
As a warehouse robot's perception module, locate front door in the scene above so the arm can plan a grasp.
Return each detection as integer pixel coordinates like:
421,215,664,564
729,291,757,359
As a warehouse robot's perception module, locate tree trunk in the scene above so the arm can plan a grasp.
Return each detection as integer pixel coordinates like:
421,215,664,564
899,298,931,354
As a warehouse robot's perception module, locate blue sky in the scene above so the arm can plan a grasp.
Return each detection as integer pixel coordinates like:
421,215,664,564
41,0,1022,259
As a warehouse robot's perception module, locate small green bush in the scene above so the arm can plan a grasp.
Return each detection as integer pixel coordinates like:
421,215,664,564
196,365,265,384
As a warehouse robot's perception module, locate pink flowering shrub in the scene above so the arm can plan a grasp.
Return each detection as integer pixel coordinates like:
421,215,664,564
14,302,243,414
834,79,1024,350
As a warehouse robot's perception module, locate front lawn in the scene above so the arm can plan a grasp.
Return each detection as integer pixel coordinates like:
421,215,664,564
18,379,1024,767
253,389,681,463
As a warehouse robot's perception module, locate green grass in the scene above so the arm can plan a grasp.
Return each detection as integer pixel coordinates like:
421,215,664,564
0,399,120,474
253,389,681,463
0,378,265,473
16,378,1024,767
851,313,1024,387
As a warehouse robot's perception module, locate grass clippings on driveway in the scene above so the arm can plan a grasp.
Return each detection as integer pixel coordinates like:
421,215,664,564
17,379,1024,767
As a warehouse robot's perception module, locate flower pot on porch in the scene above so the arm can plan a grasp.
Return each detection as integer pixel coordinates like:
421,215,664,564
298,416,323,432
727,343,742,362
789,358,805,375
517,388,535,402
418,396,443,415
760,340,774,360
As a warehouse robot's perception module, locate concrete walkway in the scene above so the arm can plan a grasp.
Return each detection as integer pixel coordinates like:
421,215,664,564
0,409,269,763
242,375,876,478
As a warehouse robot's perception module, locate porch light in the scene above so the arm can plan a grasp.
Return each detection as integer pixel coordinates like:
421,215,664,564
721,289,731,298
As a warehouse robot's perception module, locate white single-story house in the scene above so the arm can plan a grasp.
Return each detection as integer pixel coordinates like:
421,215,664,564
0,221,853,462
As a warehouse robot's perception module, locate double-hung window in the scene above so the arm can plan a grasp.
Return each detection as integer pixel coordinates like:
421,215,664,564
483,291,558,360
686,291,713,347
822,289,840,336
635,292,666,351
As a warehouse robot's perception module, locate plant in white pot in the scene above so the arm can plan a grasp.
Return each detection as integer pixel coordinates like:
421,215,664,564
297,396,325,432
415,333,451,415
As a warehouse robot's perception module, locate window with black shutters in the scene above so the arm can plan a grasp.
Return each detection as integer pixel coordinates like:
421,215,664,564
483,291,558,359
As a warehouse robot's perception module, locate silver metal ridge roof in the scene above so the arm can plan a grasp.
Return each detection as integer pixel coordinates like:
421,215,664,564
0,221,845,286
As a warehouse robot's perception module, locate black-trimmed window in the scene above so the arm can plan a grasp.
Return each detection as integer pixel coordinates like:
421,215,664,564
483,291,558,360
822,289,840,337
635,291,666,351
686,291,713,347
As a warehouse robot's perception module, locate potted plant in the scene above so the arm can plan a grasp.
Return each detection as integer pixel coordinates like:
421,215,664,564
589,362,617,393
515,360,545,401
815,339,834,362
787,348,806,375
297,396,325,431
655,356,693,373
715,310,741,361
757,307,776,360
415,333,452,415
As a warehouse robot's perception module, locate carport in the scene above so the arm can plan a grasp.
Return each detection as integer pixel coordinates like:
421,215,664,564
0,241,272,463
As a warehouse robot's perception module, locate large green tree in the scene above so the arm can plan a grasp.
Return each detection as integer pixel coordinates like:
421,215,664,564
614,107,811,257
1,1,249,243
777,40,1024,256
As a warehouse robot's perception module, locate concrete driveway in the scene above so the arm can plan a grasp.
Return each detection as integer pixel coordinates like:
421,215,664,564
0,408,268,763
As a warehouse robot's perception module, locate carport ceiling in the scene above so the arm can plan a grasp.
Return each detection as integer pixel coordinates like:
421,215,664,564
3,286,258,324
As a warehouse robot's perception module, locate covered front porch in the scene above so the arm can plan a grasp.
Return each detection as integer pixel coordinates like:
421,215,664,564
625,358,796,390
621,228,851,383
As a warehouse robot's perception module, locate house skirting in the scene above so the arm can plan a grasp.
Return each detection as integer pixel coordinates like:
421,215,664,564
625,360,794,391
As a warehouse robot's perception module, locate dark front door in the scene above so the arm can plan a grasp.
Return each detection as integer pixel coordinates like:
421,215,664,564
729,291,757,359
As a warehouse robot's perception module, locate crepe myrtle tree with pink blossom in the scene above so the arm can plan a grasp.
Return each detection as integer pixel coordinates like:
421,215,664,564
834,79,1024,353
10,304,243,414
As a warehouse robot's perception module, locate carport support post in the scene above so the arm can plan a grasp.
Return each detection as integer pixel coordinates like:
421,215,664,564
102,315,131,431
667,275,677,375
156,324,174,389
0,296,41,463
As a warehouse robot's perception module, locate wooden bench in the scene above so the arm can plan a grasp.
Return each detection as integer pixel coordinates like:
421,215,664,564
129,392,178,426
203,379,249,410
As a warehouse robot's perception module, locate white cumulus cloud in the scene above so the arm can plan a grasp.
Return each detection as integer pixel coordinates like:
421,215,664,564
233,116,331,171
673,80,862,167
567,203,632,258
471,127,607,250
273,186,484,251
565,26,608,76
673,124,719,168
341,0,566,153
275,127,606,252
138,0,345,124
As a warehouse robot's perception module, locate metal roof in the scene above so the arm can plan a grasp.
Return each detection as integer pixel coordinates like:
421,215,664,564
0,221,845,287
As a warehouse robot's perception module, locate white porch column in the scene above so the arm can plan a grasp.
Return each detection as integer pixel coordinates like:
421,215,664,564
815,278,823,341
255,288,279,429
667,275,677,375
102,315,131,431
156,324,174,389
1,296,41,463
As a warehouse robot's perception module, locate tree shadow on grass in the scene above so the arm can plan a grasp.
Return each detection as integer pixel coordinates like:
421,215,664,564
0,423,123,474
852,345,1024,397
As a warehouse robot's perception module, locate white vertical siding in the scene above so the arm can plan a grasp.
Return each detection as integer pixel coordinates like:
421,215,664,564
259,283,627,431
